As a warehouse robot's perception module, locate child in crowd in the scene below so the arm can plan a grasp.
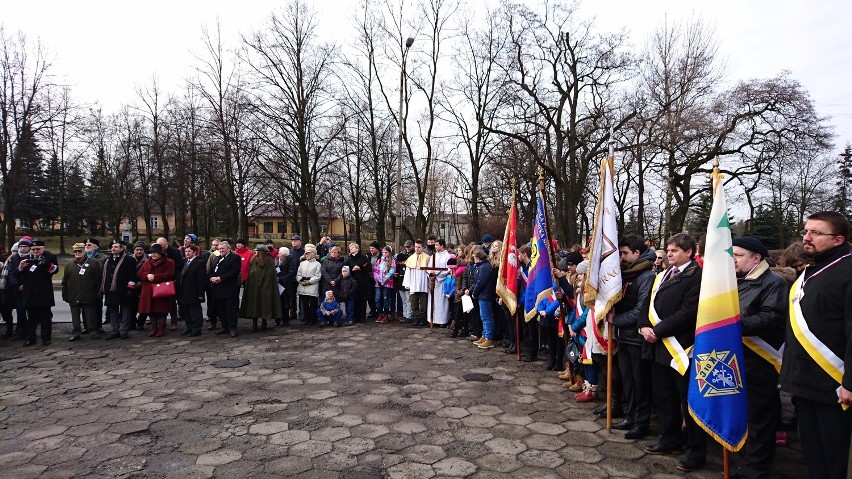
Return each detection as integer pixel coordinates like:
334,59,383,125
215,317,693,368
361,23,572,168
568,260,598,402
339,266,357,326
317,290,343,327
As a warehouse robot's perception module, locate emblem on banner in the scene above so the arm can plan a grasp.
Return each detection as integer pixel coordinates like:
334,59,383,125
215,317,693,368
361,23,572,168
694,350,743,397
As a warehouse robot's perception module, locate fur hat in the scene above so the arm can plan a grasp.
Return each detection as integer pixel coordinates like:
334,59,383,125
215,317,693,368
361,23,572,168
576,260,590,275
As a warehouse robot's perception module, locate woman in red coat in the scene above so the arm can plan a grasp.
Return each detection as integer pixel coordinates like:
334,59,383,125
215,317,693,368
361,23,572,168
138,243,176,337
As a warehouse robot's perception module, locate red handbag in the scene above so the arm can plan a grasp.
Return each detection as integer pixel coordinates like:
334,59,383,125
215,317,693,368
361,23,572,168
152,281,176,299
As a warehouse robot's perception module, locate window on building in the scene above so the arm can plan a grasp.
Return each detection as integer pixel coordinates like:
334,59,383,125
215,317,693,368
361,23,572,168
150,216,159,229
277,222,286,233
264,222,273,233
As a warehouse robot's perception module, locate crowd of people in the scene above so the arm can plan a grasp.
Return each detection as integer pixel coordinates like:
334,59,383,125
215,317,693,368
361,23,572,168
1,210,851,478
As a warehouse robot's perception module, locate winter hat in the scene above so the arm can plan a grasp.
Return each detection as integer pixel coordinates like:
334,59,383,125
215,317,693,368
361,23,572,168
10,242,18,252
149,244,164,254
732,236,769,260
342,266,350,274
383,245,393,254
404,240,414,247
563,251,584,267
17,238,32,247
576,260,589,275
304,243,317,254
72,242,86,250
84,238,99,246
255,244,269,253
482,234,493,244
134,241,147,250
279,247,290,256
236,238,247,247
185,233,198,244
370,241,382,250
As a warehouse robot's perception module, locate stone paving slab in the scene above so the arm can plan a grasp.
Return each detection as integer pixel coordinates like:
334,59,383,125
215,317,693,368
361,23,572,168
1,320,807,478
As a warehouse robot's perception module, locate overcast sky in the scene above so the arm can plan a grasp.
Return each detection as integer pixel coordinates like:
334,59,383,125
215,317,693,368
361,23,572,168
4,0,851,151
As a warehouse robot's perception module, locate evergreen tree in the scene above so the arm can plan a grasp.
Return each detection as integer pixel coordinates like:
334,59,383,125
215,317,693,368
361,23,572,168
65,163,87,235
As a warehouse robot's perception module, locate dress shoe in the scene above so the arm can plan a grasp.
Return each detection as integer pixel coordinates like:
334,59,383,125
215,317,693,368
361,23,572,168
624,425,650,440
611,419,634,431
503,345,516,354
23,339,36,347
644,443,682,455
521,355,537,362
105,334,120,340
595,407,625,419
592,404,607,416
676,457,705,472
69,335,81,342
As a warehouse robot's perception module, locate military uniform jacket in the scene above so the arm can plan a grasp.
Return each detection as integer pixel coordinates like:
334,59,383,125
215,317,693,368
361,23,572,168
62,258,103,305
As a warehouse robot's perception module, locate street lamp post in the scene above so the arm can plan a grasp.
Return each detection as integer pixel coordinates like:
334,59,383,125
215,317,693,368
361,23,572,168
395,37,414,252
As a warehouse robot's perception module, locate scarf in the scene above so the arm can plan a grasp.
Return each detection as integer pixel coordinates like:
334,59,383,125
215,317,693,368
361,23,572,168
101,253,128,293
621,258,654,281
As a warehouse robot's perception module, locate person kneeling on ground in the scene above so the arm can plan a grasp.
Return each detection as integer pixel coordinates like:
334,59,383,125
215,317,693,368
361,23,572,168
317,290,343,327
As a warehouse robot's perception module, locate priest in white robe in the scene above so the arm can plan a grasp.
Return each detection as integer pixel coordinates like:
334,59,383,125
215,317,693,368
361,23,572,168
427,239,451,326
402,240,430,326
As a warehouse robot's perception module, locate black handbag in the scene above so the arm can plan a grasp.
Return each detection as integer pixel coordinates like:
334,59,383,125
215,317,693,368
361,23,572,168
565,339,581,365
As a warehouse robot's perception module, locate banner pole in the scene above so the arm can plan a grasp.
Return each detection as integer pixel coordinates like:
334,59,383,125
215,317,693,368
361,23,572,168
606,317,613,431
515,310,521,361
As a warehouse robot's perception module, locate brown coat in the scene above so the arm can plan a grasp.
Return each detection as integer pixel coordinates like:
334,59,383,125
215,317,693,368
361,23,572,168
137,257,176,314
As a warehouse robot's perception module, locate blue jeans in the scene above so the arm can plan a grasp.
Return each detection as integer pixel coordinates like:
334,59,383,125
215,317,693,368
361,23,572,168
344,299,355,323
374,286,392,315
478,299,494,340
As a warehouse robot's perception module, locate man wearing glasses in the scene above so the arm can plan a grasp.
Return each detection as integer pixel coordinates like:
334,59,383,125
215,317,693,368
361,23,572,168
781,211,852,479
62,242,104,341
17,240,59,346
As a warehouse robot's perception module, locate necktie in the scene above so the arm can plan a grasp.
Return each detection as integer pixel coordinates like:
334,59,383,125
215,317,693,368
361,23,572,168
666,267,680,282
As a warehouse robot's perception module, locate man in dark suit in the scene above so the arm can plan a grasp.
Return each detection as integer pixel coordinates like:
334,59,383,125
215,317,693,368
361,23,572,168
638,232,707,472
18,240,59,346
101,240,138,339
178,245,207,337
208,239,241,337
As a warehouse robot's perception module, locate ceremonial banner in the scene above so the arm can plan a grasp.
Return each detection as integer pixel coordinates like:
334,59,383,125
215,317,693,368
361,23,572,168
523,191,554,321
496,192,519,315
687,169,748,452
583,156,623,318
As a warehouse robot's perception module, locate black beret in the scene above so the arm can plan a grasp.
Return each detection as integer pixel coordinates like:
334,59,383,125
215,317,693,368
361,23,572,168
85,238,100,246
732,236,769,259
31,239,46,247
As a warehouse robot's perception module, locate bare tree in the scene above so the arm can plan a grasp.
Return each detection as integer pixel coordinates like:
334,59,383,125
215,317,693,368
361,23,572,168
243,0,342,242
0,27,54,249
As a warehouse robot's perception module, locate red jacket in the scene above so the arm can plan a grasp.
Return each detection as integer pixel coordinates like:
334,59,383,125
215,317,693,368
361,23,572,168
137,257,176,314
234,246,253,282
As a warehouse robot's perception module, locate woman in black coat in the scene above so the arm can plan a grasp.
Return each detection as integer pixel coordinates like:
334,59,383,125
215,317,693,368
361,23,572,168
345,243,372,323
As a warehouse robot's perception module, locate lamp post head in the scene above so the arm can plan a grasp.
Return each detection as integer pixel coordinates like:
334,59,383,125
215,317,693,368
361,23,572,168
405,37,414,48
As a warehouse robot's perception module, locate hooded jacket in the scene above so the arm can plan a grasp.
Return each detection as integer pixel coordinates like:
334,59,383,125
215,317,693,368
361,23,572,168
613,247,657,347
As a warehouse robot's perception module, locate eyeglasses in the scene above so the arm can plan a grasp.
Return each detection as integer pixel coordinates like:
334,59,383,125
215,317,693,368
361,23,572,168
800,230,838,238
73,250,83,253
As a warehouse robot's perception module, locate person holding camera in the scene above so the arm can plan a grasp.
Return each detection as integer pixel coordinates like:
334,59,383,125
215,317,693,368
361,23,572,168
18,240,59,346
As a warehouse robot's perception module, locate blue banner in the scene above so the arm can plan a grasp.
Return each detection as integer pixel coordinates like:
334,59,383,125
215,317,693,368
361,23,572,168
523,191,554,321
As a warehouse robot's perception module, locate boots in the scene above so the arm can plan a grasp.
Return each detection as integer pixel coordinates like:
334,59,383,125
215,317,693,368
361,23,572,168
566,374,585,392
261,319,267,331
155,319,165,337
149,322,158,337
558,366,573,380
576,382,598,402
252,319,258,332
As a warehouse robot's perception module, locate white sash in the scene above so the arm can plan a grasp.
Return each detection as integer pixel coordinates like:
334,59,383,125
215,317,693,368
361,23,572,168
743,336,784,374
789,275,845,386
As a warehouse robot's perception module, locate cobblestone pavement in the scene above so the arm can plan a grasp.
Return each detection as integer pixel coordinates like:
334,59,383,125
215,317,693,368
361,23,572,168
1,320,807,478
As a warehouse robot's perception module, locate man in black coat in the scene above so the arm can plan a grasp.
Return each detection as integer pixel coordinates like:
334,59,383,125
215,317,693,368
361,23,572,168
345,243,373,323
611,235,657,439
208,240,241,337
18,240,59,346
730,236,788,479
101,240,138,339
781,211,852,479
638,232,706,472
177,245,207,337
